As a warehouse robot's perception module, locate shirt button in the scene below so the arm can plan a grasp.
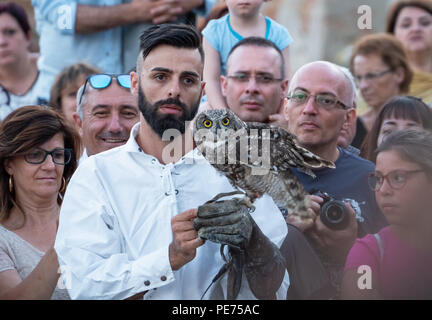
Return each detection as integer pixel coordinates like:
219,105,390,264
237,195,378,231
151,159,157,164
138,148,142,152
161,276,167,281
165,191,171,196
175,189,179,195
144,280,151,286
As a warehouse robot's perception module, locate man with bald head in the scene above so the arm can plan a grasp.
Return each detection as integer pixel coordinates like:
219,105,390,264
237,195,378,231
284,61,387,296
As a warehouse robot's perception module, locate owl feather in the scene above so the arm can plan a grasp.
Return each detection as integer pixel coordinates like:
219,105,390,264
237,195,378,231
194,109,335,221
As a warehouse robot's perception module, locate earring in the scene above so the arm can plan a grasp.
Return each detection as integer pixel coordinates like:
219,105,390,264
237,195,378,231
59,177,66,194
8,176,13,193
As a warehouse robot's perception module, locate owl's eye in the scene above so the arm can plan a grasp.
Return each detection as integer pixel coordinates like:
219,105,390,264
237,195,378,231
221,117,230,126
203,119,213,128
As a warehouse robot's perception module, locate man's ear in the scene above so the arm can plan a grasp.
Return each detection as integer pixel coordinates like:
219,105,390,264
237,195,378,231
130,71,139,96
344,107,357,128
73,112,84,138
281,79,289,98
220,75,228,97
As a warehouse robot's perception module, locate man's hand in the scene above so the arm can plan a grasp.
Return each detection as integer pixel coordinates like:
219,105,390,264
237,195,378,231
305,202,358,264
268,113,290,130
150,0,204,24
285,195,322,232
268,97,290,130
169,209,204,271
128,0,159,23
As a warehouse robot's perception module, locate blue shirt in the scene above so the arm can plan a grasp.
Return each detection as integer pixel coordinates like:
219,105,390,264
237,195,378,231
32,0,125,100
202,14,293,75
291,147,388,236
32,0,216,100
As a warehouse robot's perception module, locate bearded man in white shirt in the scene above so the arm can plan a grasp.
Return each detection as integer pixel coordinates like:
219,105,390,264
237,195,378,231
54,24,289,300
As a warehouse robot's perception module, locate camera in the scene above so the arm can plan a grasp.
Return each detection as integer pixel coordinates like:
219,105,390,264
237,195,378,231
312,190,350,230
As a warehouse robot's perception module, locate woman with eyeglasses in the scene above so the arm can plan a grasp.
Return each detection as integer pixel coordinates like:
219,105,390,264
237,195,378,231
342,130,432,299
0,105,80,299
349,33,413,149
0,3,46,121
387,0,432,106
360,95,432,163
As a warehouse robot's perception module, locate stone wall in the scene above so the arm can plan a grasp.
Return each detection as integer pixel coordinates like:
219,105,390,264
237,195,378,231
262,0,395,72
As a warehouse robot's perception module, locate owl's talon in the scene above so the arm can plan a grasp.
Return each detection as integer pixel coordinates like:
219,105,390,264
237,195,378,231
205,191,245,204
241,196,255,212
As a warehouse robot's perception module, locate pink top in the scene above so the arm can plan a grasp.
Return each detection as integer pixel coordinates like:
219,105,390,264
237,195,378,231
345,226,432,299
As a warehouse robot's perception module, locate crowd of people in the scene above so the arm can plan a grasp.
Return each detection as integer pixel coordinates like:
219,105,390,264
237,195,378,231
0,0,431,300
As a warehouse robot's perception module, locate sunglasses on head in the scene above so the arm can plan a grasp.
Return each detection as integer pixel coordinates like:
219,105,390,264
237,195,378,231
78,73,131,105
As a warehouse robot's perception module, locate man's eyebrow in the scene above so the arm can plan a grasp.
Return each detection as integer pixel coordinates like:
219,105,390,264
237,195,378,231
292,87,310,93
150,67,173,74
293,87,338,96
91,105,109,111
181,71,200,79
150,68,200,79
120,105,139,112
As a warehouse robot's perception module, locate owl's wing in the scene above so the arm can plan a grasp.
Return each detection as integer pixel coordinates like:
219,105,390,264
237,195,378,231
244,122,335,178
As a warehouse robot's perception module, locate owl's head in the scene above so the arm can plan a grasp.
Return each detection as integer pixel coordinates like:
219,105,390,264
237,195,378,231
194,109,246,134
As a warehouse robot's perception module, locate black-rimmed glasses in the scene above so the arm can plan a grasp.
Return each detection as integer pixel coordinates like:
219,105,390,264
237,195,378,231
24,148,72,165
287,90,351,110
368,169,424,191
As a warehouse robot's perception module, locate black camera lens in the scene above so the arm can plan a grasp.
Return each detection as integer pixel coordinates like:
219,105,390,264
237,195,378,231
320,200,349,230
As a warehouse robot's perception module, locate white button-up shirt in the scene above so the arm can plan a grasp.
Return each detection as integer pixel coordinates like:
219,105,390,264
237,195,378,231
55,123,289,299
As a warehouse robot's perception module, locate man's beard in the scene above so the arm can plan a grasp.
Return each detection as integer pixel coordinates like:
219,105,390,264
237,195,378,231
138,85,201,138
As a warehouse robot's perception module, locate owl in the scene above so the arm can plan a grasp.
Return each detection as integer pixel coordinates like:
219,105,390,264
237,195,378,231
193,109,335,222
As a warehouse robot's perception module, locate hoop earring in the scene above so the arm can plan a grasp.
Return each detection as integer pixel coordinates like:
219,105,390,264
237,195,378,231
59,177,66,194
9,176,13,193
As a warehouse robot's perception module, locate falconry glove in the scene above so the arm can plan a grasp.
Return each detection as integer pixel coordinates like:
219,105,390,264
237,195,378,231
194,193,286,299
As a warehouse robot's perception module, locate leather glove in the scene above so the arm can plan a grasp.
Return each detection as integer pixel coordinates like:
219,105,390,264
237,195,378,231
194,194,286,299
241,217,286,299
193,197,253,249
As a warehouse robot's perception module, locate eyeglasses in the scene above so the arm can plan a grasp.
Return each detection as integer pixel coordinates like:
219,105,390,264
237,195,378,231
78,74,131,105
24,148,72,165
368,169,424,191
354,69,393,84
287,90,351,111
227,72,283,85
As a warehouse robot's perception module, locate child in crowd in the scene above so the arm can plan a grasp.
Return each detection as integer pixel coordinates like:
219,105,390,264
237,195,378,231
360,96,432,163
342,130,432,299
202,0,292,109
49,62,101,128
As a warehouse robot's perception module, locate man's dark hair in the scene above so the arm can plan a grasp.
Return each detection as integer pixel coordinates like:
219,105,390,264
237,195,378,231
139,24,204,63
227,37,285,79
